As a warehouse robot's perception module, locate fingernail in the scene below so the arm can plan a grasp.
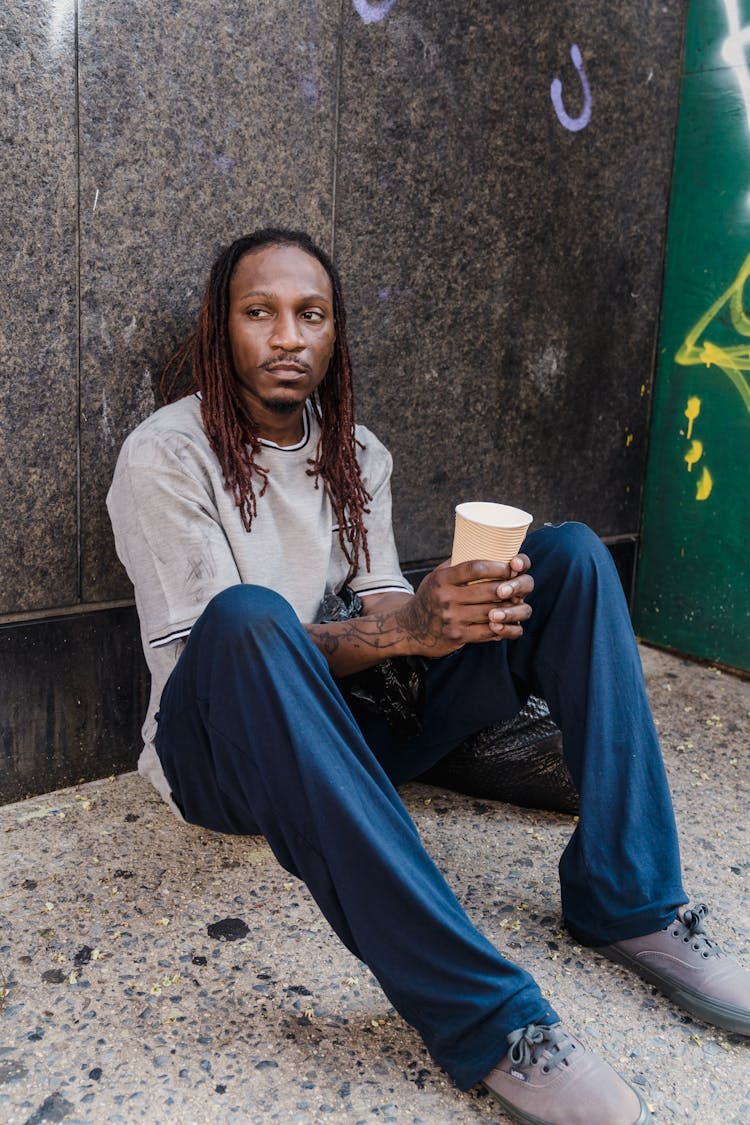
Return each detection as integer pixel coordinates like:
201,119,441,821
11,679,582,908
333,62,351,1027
499,584,513,598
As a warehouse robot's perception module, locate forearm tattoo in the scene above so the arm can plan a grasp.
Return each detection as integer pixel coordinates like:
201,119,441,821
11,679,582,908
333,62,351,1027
306,596,443,666
307,614,405,657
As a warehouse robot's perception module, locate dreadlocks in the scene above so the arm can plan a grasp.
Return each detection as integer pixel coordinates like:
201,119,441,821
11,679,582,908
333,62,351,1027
162,229,372,573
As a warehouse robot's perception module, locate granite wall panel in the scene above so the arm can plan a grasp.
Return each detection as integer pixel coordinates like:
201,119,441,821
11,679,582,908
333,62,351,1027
334,1,687,563
0,2,79,614
76,0,341,602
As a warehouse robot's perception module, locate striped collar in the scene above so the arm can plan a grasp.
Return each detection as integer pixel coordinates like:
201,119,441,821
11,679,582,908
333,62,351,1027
194,392,311,451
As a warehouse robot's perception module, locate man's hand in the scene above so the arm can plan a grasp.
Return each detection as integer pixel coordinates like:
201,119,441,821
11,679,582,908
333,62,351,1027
305,555,533,675
394,555,533,659
305,555,532,675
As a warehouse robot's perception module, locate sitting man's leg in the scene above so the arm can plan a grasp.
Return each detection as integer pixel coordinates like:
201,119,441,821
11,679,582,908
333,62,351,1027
508,523,749,1034
155,583,647,1125
379,522,750,1039
511,522,688,944
360,522,749,1120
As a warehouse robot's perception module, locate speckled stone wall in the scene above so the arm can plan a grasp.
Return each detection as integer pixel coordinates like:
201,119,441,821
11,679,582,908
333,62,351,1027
0,1,688,799
0,0,78,616
77,0,340,602
336,1,688,561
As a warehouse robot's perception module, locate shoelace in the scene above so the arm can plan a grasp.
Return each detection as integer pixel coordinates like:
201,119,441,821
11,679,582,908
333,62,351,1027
669,902,722,959
507,1023,576,1073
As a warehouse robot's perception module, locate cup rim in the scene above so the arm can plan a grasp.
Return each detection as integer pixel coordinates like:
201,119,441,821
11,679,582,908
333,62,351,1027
455,501,533,528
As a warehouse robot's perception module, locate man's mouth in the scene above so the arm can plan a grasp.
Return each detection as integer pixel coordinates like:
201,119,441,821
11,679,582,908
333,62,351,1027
264,360,309,375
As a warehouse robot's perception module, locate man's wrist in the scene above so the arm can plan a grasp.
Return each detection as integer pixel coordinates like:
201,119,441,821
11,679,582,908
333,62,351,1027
392,599,434,659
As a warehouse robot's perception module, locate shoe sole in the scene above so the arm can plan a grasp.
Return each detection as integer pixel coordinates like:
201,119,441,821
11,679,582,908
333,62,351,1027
483,1078,652,1125
600,944,750,1036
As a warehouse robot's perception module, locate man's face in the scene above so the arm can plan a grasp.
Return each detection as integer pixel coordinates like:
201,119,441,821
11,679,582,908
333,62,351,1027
227,243,336,419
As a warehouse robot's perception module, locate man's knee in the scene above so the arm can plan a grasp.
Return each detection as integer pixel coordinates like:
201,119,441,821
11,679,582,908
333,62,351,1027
528,521,612,578
542,520,603,553
199,584,297,639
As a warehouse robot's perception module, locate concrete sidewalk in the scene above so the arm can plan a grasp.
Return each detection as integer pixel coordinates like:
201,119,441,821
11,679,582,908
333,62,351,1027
0,645,748,1125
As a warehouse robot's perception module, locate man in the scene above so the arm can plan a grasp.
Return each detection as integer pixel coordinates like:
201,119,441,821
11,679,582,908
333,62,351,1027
107,228,749,1125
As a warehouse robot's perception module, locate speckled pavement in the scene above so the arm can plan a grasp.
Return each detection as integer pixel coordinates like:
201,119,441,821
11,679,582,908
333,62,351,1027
1,646,748,1125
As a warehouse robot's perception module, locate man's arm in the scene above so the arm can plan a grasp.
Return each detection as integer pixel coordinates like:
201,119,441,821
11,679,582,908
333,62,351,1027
305,555,533,677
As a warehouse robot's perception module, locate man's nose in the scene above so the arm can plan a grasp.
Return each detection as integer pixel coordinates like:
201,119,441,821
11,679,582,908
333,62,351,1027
269,310,304,350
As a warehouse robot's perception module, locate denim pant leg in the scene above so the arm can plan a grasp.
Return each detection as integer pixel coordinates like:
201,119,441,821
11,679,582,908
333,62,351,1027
507,523,687,943
359,524,687,945
154,584,557,1090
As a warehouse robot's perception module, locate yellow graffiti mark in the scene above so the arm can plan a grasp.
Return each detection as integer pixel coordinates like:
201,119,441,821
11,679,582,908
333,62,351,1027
626,432,633,447
676,252,750,416
696,466,713,501
684,396,701,439
684,440,703,471
679,395,713,501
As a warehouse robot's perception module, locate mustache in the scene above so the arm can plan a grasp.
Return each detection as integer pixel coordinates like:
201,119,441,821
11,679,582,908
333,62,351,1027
261,354,311,373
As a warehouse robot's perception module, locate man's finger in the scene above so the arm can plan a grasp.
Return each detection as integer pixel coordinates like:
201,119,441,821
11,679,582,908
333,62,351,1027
489,604,533,629
455,621,525,645
456,575,533,606
488,621,525,640
448,558,515,584
509,553,531,574
494,573,535,602
458,580,516,604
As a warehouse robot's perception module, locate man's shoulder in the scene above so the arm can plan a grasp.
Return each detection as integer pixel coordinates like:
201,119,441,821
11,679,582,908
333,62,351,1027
120,396,208,466
354,422,390,458
354,422,393,475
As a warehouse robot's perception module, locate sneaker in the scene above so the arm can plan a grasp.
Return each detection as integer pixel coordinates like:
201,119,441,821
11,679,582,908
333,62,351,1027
482,1022,651,1125
599,903,750,1036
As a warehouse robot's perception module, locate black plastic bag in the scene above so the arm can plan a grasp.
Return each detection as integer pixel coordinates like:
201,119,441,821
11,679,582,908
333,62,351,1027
316,587,427,737
420,695,579,814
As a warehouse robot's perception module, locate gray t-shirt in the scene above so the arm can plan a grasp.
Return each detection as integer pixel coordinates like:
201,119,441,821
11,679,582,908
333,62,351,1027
107,394,412,815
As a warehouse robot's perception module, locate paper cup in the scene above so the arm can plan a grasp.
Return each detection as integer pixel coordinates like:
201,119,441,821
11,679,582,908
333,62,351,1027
451,502,533,566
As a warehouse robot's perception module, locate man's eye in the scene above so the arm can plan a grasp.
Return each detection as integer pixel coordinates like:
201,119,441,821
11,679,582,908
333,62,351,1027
246,308,267,318
301,310,324,322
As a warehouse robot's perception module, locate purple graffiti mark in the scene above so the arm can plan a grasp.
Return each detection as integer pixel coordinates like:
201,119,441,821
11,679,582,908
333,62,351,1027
353,0,397,25
210,153,236,174
550,44,592,133
300,74,319,106
191,138,236,174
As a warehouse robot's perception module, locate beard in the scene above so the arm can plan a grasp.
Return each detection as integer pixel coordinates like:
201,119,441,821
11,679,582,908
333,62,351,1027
258,395,303,415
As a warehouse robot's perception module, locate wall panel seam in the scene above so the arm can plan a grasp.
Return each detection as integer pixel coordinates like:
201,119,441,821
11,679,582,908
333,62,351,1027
74,0,83,602
329,0,346,259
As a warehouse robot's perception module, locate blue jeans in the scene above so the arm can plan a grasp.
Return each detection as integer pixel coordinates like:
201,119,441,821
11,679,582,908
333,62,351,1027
155,523,686,1089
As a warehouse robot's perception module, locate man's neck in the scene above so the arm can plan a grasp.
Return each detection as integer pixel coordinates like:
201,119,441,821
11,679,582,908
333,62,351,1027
254,403,307,447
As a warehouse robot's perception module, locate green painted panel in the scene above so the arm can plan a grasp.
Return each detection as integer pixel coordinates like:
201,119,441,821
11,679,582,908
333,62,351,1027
634,0,750,670
684,0,742,72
